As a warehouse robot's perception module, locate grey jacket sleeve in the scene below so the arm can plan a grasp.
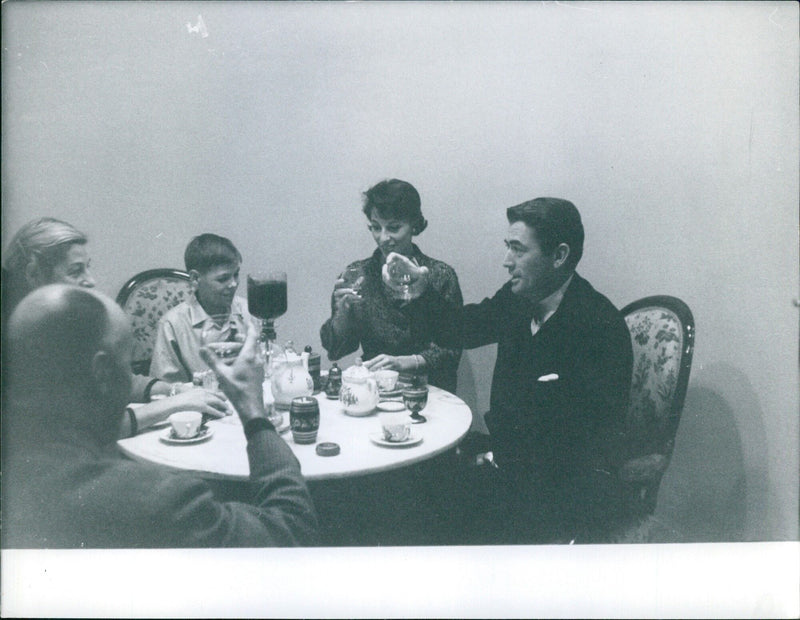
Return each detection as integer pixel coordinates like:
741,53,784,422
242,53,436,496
128,427,319,547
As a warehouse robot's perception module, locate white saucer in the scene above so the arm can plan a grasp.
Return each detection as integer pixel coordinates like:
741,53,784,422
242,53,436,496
160,426,214,445
369,432,423,448
379,389,403,399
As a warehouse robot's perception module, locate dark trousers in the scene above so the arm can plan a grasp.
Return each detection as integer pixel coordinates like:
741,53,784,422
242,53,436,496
490,465,628,545
308,448,508,547
204,458,620,546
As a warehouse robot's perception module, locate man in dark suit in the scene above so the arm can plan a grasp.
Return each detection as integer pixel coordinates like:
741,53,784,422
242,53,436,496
2,284,318,548
385,197,633,544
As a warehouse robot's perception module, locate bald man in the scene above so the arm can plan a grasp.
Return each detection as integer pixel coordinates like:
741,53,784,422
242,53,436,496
2,284,318,548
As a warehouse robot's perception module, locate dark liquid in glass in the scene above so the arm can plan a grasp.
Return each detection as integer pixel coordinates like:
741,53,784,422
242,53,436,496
248,278,288,320
402,389,428,413
403,388,428,423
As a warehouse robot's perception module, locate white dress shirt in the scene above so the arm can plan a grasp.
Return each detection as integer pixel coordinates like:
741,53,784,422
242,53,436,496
530,274,573,336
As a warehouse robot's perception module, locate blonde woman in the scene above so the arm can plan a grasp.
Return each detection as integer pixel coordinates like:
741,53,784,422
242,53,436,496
2,217,228,438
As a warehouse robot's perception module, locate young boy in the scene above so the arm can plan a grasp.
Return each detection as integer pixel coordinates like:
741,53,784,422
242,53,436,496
150,233,252,383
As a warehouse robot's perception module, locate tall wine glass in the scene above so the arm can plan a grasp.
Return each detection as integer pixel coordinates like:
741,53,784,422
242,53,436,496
399,272,413,301
248,271,288,378
402,386,429,424
386,256,417,301
247,271,287,339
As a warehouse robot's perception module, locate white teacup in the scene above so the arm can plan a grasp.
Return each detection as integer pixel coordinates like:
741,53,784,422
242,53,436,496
169,411,203,439
374,369,399,392
379,410,411,442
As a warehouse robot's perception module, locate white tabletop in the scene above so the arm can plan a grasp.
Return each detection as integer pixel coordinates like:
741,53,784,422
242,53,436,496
117,385,473,481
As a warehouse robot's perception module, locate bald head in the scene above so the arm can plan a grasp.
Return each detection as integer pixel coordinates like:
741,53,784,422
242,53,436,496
5,285,132,439
8,284,111,381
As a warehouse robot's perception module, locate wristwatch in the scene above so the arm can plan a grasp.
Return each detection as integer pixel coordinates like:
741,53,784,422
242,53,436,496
244,417,275,440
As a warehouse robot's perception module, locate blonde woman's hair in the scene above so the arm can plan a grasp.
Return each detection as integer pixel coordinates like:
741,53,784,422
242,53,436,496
2,217,88,306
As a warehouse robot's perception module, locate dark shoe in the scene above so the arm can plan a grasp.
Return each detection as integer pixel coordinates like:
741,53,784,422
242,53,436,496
455,431,491,466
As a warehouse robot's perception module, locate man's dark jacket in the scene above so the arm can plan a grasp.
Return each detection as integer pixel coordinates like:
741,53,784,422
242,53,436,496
459,273,633,542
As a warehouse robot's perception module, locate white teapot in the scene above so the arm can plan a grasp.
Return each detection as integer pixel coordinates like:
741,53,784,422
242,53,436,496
339,358,379,416
270,342,314,410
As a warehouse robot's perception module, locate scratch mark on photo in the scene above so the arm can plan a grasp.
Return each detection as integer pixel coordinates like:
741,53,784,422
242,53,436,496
768,7,784,30
187,14,209,38
552,1,601,13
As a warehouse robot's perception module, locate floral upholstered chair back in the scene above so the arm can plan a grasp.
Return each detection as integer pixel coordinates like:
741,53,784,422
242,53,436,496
620,296,695,516
116,269,193,375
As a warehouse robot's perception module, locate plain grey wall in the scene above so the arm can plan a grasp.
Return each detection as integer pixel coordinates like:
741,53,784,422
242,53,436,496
2,1,797,542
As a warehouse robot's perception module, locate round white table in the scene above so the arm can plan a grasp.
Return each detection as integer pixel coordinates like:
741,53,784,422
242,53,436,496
117,385,473,481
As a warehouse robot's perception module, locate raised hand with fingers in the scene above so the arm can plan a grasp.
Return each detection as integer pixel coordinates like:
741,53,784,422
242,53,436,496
199,324,265,425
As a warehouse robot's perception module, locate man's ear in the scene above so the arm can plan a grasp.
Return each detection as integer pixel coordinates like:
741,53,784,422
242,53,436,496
91,351,113,395
553,243,570,269
189,269,200,291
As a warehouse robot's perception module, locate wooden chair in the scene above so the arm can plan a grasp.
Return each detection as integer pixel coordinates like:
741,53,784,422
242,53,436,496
116,269,192,375
456,295,696,544
617,295,695,532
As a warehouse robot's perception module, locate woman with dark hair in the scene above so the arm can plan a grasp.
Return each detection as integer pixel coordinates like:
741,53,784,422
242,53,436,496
2,217,229,438
320,179,463,392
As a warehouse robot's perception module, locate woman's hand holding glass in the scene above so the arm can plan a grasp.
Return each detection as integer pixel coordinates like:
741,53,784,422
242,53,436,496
331,267,365,329
382,252,429,300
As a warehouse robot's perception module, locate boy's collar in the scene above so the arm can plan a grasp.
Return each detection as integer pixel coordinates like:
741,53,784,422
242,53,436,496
188,294,244,327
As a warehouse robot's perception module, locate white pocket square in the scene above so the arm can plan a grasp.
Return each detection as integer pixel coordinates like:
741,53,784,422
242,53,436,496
537,373,559,382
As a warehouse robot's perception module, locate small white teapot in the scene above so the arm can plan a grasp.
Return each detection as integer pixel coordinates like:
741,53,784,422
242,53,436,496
339,358,379,416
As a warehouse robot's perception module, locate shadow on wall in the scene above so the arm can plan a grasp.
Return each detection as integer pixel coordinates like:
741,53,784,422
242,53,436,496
456,345,778,543
653,363,770,542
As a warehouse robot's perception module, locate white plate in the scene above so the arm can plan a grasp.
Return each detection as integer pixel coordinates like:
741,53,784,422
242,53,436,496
160,426,214,445
369,432,423,448
376,401,406,412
